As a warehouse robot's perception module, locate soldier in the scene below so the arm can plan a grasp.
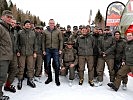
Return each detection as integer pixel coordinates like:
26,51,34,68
98,28,104,36
42,19,63,86
33,26,43,82
96,27,115,86
69,26,79,43
92,26,100,81
17,20,37,90
64,25,72,42
4,19,18,93
0,10,13,100
76,26,95,86
107,32,133,91
113,31,128,90
60,40,78,86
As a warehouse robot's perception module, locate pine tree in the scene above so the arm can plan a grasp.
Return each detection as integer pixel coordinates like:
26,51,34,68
8,0,13,10
94,10,105,28
0,0,9,16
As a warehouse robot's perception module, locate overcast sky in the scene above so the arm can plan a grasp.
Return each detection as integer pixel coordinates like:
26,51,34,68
8,0,128,27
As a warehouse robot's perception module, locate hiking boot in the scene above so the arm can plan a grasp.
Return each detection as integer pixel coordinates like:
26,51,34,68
45,78,52,84
89,80,94,87
17,80,23,90
107,83,118,91
27,78,36,88
4,85,16,93
0,96,10,100
79,79,84,85
122,83,127,90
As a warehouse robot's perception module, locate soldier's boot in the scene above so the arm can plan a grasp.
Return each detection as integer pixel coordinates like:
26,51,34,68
55,77,60,86
79,79,84,85
107,83,118,91
0,96,10,100
69,80,73,87
27,78,36,88
89,80,94,87
55,68,60,86
17,79,23,90
4,81,16,93
4,85,16,93
122,83,127,90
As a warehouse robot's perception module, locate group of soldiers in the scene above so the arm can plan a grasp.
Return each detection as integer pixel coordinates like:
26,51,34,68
0,10,133,100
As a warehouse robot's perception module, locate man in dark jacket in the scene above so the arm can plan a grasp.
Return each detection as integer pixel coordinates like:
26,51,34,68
76,26,95,86
92,26,100,81
96,27,115,86
0,10,13,100
17,20,37,90
33,26,43,82
42,19,63,86
107,32,133,91
4,19,18,93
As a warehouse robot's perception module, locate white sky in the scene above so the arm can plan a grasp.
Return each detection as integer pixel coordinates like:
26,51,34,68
8,0,128,27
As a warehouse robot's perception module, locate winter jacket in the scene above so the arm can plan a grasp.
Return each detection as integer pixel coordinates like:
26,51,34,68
0,20,13,60
10,27,18,54
35,32,43,54
76,34,94,56
17,28,37,56
42,27,63,50
115,38,126,61
98,33,116,59
124,40,133,66
61,47,78,67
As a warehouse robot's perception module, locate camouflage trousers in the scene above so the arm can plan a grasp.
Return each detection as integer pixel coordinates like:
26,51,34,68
60,62,75,80
6,54,18,85
0,60,10,96
78,56,94,81
33,54,43,77
97,57,115,82
18,55,34,80
114,65,133,89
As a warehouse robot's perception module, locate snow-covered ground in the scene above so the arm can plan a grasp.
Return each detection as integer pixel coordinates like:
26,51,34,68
4,65,133,100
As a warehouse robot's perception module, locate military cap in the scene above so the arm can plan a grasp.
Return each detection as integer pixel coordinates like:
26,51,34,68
67,25,71,28
104,26,110,31
24,20,31,25
66,40,74,45
73,26,78,30
79,25,83,29
2,10,13,18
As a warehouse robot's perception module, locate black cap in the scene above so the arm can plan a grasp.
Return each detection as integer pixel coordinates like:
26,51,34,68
73,26,78,30
67,25,71,28
24,20,31,25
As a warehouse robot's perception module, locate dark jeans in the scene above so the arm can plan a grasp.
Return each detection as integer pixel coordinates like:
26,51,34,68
0,60,10,96
46,48,60,82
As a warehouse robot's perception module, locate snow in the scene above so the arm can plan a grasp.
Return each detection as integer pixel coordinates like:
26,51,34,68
4,64,133,100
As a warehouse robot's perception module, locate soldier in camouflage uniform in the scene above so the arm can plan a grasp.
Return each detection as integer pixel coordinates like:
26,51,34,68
76,26,95,86
17,20,37,90
107,32,133,91
4,19,18,93
60,40,78,86
0,10,13,100
33,26,43,82
96,27,115,86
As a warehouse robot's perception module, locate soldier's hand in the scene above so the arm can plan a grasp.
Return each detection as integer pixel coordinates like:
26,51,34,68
70,64,74,67
33,53,37,58
43,51,46,55
17,52,20,57
102,52,106,57
61,67,65,71
122,62,125,66
59,50,62,54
